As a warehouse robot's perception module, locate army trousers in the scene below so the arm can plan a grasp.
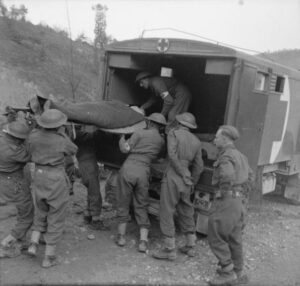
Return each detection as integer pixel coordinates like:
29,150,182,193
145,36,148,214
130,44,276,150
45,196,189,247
159,168,195,238
0,168,34,240
207,195,244,272
79,159,102,217
31,165,69,245
117,160,151,228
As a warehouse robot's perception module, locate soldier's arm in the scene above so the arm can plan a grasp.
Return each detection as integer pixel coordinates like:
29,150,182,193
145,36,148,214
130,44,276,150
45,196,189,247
168,131,191,184
140,96,158,110
64,137,78,156
119,135,130,153
12,144,31,163
191,146,204,185
119,132,140,154
141,78,170,111
217,155,236,190
157,135,167,158
150,78,174,116
161,95,174,117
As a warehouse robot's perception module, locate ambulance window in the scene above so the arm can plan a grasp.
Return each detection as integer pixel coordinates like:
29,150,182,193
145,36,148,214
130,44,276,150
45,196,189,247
254,72,267,91
275,76,285,93
270,74,285,93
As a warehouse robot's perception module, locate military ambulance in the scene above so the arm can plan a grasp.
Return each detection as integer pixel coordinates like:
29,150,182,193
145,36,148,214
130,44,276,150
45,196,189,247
96,38,300,222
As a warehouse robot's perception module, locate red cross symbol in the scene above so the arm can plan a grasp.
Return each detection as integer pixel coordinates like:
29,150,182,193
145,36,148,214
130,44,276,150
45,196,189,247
259,75,290,163
157,38,169,53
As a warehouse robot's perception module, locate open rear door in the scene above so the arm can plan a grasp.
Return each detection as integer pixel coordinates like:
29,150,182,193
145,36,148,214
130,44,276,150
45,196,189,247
233,61,268,171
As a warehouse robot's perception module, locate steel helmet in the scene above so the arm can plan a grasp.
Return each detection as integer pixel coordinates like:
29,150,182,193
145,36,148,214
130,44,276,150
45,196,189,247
146,113,167,125
36,93,49,100
36,109,67,129
2,121,31,139
175,112,197,129
135,71,152,83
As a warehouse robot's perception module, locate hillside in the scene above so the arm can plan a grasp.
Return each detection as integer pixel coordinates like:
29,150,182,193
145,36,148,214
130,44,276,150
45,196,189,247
0,16,99,110
260,49,300,70
1,16,300,112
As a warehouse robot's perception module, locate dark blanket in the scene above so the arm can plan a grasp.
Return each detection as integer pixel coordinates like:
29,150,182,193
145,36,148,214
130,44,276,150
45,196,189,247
51,99,144,129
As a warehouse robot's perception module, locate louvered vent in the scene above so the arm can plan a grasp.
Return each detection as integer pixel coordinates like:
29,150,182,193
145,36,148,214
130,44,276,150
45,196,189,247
270,74,285,93
269,74,276,91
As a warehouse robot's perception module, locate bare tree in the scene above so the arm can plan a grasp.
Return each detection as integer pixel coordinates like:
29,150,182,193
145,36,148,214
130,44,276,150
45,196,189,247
8,4,28,21
92,4,110,98
0,0,8,17
65,0,81,102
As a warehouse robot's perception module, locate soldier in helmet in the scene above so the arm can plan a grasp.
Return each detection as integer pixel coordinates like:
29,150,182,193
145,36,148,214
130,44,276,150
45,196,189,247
0,121,33,258
116,113,166,253
153,112,203,260
27,94,51,116
1,106,33,129
1,106,18,126
135,72,192,130
27,109,78,268
23,94,52,129
207,125,252,286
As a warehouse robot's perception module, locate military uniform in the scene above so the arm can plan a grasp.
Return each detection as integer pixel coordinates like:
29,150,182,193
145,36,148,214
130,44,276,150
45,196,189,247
0,131,32,243
28,129,77,246
151,112,202,260
159,126,203,238
117,128,165,228
208,143,251,277
75,130,102,218
142,77,192,123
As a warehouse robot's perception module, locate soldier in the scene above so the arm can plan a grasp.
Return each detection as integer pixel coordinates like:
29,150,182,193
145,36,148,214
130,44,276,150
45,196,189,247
1,106,31,127
116,113,166,253
27,94,51,116
208,125,251,286
135,72,192,130
0,121,33,258
1,106,17,125
74,126,109,230
153,112,203,260
27,109,78,268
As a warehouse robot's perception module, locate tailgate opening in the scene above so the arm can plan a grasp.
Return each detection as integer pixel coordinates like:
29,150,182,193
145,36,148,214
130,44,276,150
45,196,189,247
106,53,232,134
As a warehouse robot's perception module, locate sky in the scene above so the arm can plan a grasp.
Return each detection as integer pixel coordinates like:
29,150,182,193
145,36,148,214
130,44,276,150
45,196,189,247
3,0,300,53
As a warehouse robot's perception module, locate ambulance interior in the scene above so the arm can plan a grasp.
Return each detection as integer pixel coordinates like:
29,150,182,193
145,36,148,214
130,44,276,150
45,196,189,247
97,53,234,188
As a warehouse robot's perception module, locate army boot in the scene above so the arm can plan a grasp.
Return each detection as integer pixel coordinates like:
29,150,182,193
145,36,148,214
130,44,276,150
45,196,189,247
234,269,249,284
42,244,57,268
179,233,196,257
152,237,177,261
116,223,126,247
0,234,21,258
138,228,148,253
27,231,41,257
89,216,110,231
1,234,17,248
209,263,237,286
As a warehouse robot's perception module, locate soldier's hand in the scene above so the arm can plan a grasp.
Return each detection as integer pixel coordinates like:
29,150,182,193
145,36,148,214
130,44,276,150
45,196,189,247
130,106,145,115
183,175,193,186
194,190,200,204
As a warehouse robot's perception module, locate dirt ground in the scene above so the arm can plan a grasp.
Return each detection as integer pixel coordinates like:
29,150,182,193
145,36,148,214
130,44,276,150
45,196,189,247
0,180,300,286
